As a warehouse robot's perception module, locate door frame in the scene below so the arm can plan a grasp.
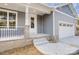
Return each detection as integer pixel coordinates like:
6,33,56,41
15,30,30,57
29,14,37,35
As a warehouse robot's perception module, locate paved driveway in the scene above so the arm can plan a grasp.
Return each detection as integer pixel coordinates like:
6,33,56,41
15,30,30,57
60,36,79,47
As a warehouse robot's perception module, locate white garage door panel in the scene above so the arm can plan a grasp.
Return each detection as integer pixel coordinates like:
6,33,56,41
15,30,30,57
59,21,75,39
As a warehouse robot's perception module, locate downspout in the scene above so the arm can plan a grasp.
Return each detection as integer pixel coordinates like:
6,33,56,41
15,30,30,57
42,15,44,33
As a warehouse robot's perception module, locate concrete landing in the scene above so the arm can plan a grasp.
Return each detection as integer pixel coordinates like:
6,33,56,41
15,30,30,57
33,38,79,55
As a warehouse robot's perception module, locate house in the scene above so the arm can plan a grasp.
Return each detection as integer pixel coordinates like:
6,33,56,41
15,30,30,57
76,19,79,35
0,3,78,52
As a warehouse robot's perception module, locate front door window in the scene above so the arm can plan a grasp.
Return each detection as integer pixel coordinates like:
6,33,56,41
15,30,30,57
31,17,34,28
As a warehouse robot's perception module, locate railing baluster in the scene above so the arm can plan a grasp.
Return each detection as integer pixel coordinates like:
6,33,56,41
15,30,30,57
1,29,2,38
0,26,24,41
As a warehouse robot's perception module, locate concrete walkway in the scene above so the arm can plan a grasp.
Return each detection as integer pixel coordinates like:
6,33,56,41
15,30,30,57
33,38,79,55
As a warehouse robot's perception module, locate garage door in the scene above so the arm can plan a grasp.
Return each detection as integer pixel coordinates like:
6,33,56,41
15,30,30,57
59,21,75,39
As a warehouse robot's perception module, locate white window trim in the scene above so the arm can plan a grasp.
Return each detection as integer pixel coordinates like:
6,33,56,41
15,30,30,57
0,9,17,13
0,8,18,29
7,12,9,28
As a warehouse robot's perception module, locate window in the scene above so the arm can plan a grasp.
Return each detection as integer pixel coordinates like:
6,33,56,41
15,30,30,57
59,23,62,26
0,11,7,28
9,21,16,28
63,24,66,26
31,17,34,28
9,13,16,20
9,13,16,28
0,9,17,29
70,24,73,27
67,24,70,27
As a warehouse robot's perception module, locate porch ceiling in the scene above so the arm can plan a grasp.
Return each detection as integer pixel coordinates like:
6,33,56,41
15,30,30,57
23,3,52,15
0,3,51,15
0,3,25,12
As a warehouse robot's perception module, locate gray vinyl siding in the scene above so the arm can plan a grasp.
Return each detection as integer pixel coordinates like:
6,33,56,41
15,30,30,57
43,13,53,35
37,15,43,33
57,5,74,17
54,11,75,39
17,12,25,26
54,11,74,23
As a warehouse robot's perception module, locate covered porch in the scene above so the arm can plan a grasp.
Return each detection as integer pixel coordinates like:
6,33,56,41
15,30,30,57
0,3,51,41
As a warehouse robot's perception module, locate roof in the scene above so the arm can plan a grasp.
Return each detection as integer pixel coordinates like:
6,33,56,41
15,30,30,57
46,3,68,8
44,3,78,18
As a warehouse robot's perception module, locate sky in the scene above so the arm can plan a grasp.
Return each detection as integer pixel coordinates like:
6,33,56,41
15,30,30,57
73,3,79,15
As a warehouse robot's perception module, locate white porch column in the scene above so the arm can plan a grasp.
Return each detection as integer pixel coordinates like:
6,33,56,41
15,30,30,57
24,6,30,39
25,6,30,25
52,11,59,42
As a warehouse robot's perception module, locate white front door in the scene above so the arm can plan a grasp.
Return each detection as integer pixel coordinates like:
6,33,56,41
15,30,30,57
30,14,37,35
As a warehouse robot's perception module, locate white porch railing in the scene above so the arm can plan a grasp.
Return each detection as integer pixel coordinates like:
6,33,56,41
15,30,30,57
0,26,24,41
